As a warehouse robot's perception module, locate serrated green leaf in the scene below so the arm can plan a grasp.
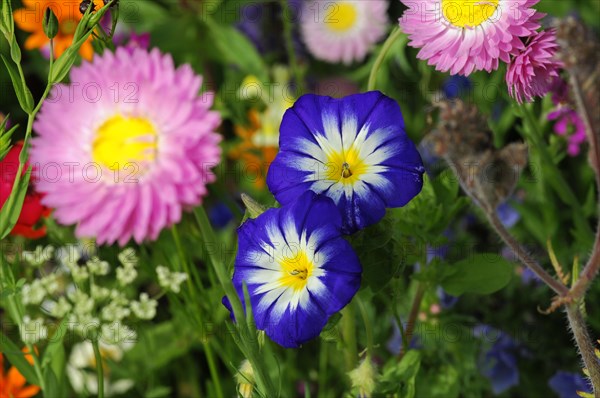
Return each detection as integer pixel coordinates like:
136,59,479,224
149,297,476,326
441,253,514,296
1,55,33,113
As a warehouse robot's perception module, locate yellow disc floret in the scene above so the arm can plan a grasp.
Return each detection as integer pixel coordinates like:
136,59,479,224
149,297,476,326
442,0,499,28
325,2,358,32
279,251,314,291
325,146,368,185
93,115,158,170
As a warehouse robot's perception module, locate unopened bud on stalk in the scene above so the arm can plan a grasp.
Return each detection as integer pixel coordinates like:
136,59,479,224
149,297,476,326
42,8,58,39
235,360,255,398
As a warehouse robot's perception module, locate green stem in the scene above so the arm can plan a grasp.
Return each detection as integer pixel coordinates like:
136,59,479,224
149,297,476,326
318,342,328,397
519,104,594,243
279,0,304,95
368,27,403,91
356,298,373,358
171,225,223,397
0,259,47,391
202,340,224,398
92,339,105,398
171,226,195,294
193,206,277,397
341,304,358,369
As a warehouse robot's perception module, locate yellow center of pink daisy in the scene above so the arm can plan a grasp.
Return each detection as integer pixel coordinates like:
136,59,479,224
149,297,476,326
325,2,358,32
442,0,499,28
279,251,314,291
325,146,368,185
93,115,158,170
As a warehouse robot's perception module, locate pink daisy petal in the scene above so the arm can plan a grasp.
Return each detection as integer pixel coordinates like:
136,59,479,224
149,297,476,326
399,0,543,76
30,48,222,246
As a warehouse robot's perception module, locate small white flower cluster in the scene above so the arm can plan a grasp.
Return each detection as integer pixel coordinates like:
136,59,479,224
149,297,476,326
18,246,163,346
116,248,138,285
22,245,55,267
156,265,188,294
22,273,60,305
20,316,48,344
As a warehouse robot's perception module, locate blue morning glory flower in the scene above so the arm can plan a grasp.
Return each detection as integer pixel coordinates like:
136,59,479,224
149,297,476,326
266,91,425,234
474,325,522,395
548,371,592,398
225,191,362,348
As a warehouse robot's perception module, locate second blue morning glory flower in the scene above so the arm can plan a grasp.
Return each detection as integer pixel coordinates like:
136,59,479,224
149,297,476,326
266,91,425,234
226,191,362,348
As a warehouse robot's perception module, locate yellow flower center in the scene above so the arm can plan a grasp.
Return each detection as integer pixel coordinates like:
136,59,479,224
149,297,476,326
442,0,499,28
325,146,368,185
278,251,314,292
92,115,158,171
325,2,358,32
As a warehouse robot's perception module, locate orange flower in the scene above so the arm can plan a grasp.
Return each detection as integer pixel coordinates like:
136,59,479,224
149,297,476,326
0,349,41,398
230,110,279,189
13,0,104,60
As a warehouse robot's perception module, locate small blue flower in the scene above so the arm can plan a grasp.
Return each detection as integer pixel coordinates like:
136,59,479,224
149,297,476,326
436,287,458,309
443,75,472,99
209,203,234,229
224,191,362,348
474,325,521,395
497,200,520,228
548,371,592,398
267,92,425,234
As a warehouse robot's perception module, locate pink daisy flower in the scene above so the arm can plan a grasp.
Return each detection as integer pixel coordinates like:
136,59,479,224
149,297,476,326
300,0,388,65
30,48,222,246
399,0,543,76
506,29,562,103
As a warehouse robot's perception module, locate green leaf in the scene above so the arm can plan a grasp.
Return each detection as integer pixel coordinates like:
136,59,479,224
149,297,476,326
0,119,18,160
1,55,34,113
0,330,40,385
203,18,268,82
441,253,514,296
0,167,32,239
0,0,14,38
379,350,421,397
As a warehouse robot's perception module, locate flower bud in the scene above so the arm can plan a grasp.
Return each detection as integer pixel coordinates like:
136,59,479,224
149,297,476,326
241,193,267,219
42,7,58,39
235,360,255,398
348,358,377,398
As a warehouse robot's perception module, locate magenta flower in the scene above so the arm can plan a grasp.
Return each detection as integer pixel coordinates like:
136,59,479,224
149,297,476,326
506,29,562,103
399,0,543,76
548,108,587,156
30,48,222,245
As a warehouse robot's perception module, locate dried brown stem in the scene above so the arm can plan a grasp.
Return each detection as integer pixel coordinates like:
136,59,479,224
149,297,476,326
399,283,426,360
486,211,569,296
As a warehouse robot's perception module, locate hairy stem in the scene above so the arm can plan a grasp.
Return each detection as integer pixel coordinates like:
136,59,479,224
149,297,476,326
486,211,569,296
566,305,600,392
